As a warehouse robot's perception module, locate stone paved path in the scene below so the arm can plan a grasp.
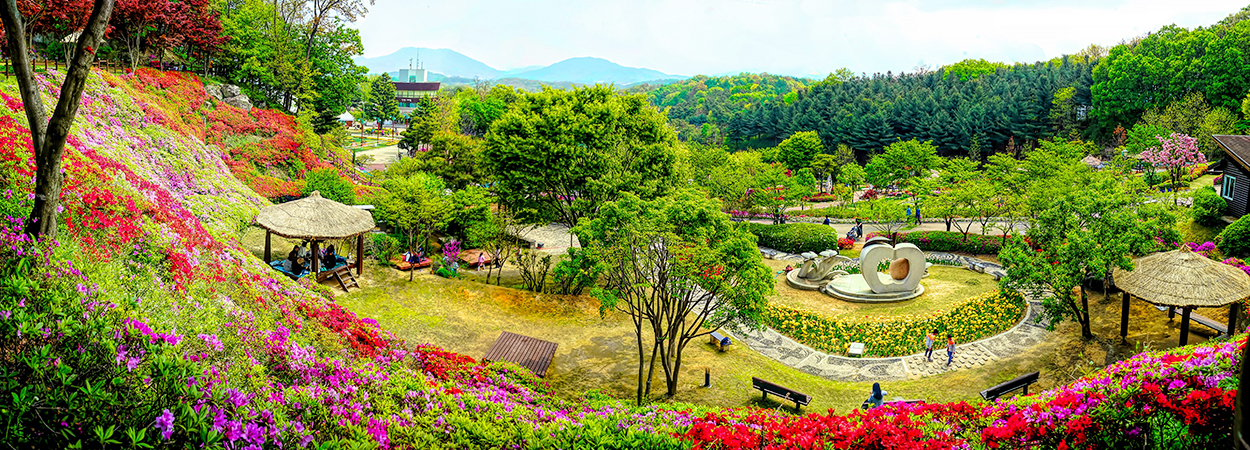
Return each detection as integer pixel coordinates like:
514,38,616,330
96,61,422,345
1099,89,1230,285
357,145,402,165
514,223,581,255
732,253,1054,381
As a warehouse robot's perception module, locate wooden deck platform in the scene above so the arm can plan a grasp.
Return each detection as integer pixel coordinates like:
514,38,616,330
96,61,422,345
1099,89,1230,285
482,331,559,378
459,249,495,267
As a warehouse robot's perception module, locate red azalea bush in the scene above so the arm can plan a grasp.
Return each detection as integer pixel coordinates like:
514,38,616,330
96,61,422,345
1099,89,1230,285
838,237,855,249
121,69,353,199
681,402,979,449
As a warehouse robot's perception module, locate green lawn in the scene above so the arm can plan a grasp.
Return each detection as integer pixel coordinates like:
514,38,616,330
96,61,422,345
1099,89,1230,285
1189,174,1217,192
1178,218,1224,245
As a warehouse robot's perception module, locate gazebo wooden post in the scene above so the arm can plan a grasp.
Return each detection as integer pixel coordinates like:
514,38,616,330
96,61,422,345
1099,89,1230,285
311,240,320,275
1179,307,1191,346
1168,306,1175,320
1230,302,1241,336
356,234,364,276
1120,292,1130,339
264,230,272,262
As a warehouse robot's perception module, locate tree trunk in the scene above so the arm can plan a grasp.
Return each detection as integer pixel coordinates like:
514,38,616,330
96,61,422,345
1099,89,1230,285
3,0,115,239
634,321,645,406
1079,286,1093,339
644,339,659,398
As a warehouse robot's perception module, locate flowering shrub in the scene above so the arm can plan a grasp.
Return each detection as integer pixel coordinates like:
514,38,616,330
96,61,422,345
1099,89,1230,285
746,223,841,253
977,336,1240,449
681,402,979,449
838,237,855,250
1141,133,1206,188
764,290,1026,357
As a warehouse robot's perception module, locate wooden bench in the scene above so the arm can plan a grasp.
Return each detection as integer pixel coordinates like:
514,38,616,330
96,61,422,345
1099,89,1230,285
709,331,733,351
1154,305,1228,336
980,371,1040,401
751,377,810,411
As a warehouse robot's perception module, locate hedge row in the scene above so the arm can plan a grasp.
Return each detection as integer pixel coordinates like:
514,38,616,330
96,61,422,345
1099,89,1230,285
867,230,1015,255
746,223,842,253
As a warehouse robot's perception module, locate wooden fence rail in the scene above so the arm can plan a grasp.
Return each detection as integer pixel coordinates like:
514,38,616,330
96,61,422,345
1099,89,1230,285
0,58,221,78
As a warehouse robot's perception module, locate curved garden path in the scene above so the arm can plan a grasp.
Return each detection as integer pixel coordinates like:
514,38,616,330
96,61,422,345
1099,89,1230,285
732,251,1054,382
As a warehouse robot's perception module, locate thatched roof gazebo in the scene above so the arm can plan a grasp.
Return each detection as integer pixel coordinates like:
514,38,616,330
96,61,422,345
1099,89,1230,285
1113,246,1250,345
256,191,375,277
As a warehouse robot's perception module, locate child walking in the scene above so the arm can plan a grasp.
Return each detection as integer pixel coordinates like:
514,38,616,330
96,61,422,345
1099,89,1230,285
924,330,937,362
945,335,956,366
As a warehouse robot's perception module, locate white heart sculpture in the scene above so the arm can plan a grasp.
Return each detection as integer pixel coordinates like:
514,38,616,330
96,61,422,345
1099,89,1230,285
859,243,925,293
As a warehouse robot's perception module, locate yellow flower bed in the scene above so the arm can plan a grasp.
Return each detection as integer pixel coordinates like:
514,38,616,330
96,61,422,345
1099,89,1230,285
763,290,1026,357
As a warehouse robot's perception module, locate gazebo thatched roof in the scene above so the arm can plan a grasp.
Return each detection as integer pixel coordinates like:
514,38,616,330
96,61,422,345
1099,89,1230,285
1113,246,1250,308
1081,155,1102,167
256,191,375,240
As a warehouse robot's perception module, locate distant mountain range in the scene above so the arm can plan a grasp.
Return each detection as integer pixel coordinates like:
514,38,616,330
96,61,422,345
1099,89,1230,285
354,47,685,87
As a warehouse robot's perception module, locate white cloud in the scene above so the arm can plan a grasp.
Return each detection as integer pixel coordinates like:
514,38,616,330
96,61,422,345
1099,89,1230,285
349,0,1247,77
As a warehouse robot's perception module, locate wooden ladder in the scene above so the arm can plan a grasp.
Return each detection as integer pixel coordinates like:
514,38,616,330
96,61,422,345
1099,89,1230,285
332,266,359,291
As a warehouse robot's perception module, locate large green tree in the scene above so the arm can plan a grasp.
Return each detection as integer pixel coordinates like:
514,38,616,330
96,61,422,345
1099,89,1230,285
866,139,941,220
999,176,1168,339
363,74,399,131
484,85,679,229
577,189,772,404
777,131,824,171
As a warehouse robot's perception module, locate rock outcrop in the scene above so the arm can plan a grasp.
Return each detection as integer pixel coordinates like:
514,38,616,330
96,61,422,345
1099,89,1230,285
206,83,253,111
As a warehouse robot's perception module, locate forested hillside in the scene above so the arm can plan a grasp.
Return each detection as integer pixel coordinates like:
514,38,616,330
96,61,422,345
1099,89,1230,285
667,6,1250,159
624,73,809,145
727,59,1094,157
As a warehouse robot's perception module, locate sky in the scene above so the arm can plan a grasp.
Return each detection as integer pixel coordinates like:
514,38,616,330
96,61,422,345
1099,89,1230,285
350,0,1249,78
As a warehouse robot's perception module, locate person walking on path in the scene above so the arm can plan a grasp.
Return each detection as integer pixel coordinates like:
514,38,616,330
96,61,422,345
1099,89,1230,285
823,216,830,226
945,335,956,366
924,330,937,362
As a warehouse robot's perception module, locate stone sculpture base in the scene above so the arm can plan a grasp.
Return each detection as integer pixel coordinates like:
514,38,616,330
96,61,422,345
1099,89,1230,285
823,273,924,303
785,269,848,291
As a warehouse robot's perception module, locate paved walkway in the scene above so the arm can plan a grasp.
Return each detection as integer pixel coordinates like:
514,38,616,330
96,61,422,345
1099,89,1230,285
731,253,1054,382
514,223,581,255
357,145,402,165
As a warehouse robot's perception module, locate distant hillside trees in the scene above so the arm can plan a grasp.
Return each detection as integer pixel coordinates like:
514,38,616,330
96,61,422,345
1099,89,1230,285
726,59,1095,157
625,74,808,145
1092,21,1250,137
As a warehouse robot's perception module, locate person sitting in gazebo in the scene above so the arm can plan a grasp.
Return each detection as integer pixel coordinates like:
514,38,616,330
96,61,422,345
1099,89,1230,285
322,244,339,270
283,248,304,275
283,245,300,270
